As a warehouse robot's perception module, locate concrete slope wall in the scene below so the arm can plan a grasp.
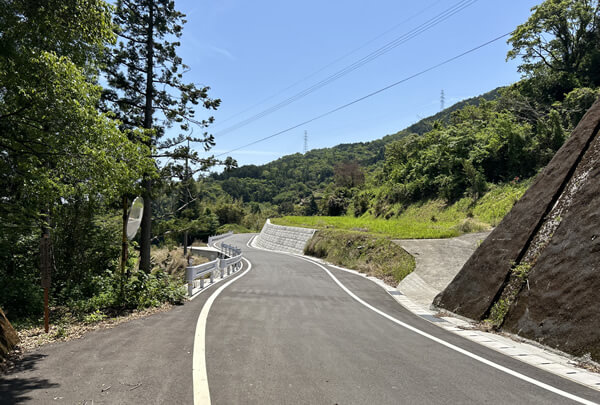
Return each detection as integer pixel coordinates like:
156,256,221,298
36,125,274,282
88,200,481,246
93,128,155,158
502,117,600,361
434,97,600,362
254,219,316,255
434,97,600,321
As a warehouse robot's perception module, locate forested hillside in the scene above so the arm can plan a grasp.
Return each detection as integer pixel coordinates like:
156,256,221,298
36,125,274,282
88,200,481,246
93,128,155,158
210,88,503,210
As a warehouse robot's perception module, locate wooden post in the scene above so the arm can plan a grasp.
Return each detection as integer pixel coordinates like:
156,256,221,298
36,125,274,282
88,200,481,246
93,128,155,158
43,288,49,333
40,232,51,333
120,196,129,303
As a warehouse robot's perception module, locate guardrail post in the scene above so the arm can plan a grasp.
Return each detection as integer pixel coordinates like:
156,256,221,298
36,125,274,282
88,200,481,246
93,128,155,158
200,277,205,289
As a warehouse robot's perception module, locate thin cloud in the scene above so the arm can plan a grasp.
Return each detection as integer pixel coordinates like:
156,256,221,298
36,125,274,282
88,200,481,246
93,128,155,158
209,45,235,61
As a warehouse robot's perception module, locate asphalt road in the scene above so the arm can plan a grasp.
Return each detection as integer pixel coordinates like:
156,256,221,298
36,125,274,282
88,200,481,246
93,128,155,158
2,233,600,404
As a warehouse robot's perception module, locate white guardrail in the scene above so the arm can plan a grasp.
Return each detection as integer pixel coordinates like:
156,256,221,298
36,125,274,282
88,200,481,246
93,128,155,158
207,231,233,245
185,238,242,297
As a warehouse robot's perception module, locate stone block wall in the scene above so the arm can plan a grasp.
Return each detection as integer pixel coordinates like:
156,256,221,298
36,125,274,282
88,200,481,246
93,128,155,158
254,219,316,255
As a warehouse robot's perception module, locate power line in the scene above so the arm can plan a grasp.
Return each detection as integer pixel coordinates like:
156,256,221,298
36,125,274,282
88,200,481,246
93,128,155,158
214,0,479,137
215,33,510,158
213,0,445,127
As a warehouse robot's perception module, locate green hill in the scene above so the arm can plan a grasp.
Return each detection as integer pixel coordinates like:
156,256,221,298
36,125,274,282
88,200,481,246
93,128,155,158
211,88,503,206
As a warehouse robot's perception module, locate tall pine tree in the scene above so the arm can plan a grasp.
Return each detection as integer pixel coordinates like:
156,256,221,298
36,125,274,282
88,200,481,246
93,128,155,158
103,0,220,271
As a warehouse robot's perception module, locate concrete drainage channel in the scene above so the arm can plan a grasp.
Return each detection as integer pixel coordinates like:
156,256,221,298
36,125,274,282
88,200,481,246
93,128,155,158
251,220,600,392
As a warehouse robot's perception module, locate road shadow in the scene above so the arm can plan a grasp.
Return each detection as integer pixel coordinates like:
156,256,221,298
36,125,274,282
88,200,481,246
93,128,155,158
0,353,60,403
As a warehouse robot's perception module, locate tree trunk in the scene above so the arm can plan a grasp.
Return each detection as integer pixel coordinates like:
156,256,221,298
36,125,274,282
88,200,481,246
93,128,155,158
0,307,19,359
120,196,129,301
139,1,155,273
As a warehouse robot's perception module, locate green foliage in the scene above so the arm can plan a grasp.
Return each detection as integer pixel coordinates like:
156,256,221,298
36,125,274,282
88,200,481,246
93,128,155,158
512,262,532,281
304,230,415,285
488,299,510,327
83,310,108,324
381,101,536,207
0,0,153,323
507,0,600,103
303,195,319,216
326,188,352,216
216,224,253,234
75,269,186,314
102,0,221,272
215,201,245,225
471,180,530,226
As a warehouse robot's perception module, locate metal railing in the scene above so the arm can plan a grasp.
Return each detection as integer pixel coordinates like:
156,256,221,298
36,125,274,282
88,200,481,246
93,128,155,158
186,240,243,297
207,231,233,245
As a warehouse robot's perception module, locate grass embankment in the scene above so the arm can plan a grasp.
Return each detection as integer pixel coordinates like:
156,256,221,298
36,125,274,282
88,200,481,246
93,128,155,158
216,223,254,234
274,181,530,239
305,230,416,286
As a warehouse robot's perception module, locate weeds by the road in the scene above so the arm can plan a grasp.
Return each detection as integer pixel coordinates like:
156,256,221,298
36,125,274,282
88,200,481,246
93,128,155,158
304,229,415,286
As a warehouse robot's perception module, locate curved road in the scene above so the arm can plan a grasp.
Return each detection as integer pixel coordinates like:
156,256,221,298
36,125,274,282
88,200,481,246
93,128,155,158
2,233,599,404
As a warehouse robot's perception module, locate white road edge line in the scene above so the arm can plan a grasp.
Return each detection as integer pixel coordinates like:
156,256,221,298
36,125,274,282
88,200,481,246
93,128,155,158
294,255,597,405
246,235,257,248
192,257,253,405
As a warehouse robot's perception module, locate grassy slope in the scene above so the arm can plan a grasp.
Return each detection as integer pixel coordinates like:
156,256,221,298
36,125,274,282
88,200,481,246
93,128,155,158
304,229,415,286
273,180,530,239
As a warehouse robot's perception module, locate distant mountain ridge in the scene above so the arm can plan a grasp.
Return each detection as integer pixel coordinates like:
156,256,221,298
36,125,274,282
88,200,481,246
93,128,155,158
210,87,503,204
216,87,502,179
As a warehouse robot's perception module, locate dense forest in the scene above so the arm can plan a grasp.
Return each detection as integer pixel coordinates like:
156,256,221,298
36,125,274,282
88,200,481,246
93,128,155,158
1,0,600,325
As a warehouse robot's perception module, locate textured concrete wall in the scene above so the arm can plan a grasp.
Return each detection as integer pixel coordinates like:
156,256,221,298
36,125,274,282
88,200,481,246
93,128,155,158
434,97,600,321
254,219,316,255
502,122,600,361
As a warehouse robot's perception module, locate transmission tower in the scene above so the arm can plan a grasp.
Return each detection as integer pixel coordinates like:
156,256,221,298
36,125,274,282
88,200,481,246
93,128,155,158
303,130,308,154
440,89,445,111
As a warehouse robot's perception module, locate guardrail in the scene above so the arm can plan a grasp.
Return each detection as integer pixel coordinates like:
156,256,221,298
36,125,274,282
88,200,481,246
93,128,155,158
185,241,243,297
207,231,233,245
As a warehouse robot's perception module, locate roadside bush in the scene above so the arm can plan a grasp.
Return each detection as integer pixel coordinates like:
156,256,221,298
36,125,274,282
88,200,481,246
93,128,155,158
73,268,186,315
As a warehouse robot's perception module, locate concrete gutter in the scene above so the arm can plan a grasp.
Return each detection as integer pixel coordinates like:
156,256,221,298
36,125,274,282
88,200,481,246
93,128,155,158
394,231,491,309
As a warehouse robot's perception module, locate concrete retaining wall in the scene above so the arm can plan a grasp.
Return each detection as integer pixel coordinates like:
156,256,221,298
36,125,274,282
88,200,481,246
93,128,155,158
254,219,316,254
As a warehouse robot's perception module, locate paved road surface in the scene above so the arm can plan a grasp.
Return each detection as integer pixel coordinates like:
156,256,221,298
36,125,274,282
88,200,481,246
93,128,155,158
2,233,599,404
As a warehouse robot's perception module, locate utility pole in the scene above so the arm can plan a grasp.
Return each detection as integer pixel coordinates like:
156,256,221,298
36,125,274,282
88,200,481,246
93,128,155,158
440,89,445,111
303,130,308,154
183,137,189,257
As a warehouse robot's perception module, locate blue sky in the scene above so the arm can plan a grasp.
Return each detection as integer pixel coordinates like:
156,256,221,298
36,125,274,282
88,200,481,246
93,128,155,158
172,0,542,168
